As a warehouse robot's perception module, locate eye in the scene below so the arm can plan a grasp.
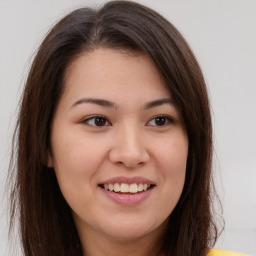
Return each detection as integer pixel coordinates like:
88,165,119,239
83,116,111,127
146,115,173,127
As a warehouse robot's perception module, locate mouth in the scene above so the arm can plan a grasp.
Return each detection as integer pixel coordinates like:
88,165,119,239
98,183,155,194
98,176,156,205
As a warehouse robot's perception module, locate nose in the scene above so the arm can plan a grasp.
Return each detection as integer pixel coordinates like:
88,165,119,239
108,124,150,168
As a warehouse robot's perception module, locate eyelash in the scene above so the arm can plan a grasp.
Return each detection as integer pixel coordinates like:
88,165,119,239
82,116,111,127
146,115,174,127
82,115,173,127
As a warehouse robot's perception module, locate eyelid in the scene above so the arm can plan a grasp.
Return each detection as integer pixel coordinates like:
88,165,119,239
80,114,174,127
81,115,111,127
146,115,174,127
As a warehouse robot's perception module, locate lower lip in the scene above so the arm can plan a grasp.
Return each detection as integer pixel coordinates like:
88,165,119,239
100,187,153,205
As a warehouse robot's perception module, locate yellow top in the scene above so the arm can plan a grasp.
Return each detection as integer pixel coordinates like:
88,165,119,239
209,249,250,256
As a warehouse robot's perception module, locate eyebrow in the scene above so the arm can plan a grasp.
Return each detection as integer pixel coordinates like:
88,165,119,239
71,98,117,109
71,97,174,109
143,98,174,110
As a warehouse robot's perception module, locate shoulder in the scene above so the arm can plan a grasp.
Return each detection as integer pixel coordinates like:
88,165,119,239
208,249,253,256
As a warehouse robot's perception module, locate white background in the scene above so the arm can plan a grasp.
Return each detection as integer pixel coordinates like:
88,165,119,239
0,0,255,255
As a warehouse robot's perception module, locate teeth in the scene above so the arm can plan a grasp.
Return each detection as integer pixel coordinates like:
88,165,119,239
138,183,143,192
120,183,129,193
102,183,152,193
109,184,114,191
129,183,138,193
114,183,120,192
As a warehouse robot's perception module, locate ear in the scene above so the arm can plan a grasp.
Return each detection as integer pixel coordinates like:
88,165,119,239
47,152,54,168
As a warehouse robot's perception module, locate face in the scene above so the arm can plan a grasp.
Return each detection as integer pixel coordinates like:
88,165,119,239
49,48,188,244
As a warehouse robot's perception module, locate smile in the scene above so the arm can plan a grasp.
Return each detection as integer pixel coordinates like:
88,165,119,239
98,176,156,205
100,183,153,194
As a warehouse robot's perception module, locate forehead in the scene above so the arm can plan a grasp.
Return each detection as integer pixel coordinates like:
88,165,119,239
61,47,171,105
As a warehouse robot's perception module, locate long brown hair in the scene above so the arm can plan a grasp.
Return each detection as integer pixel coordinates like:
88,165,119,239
9,1,222,255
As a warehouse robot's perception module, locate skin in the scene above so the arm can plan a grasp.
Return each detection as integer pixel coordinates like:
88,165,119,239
48,48,188,256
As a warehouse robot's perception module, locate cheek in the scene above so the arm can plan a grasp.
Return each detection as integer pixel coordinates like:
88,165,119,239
52,130,106,175
156,134,188,199
50,132,107,204
157,133,188,174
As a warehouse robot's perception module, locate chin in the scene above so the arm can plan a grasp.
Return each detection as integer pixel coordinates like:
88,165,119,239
99,216,168,242
107,227,149,241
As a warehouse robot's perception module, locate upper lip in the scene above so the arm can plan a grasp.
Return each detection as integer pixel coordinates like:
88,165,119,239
99,176,156,185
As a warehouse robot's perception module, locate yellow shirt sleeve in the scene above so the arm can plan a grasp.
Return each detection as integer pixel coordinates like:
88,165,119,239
208,248,250,256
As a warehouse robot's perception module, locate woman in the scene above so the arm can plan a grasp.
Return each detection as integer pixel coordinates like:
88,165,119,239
8,1,249,256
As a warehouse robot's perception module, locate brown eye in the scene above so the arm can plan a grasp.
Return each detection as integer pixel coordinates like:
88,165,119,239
84,116,110,127
155,117,167,126
147,115,173,127
94,117,107,126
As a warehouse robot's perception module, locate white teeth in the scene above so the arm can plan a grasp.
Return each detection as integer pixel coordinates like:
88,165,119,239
129,183,138,193
114,183,120,192
120,183,129,193
109,184,114,191
102,183,152,193
138,183,143,192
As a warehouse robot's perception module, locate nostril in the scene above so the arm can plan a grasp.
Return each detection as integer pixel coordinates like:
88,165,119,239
108,145,150,168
